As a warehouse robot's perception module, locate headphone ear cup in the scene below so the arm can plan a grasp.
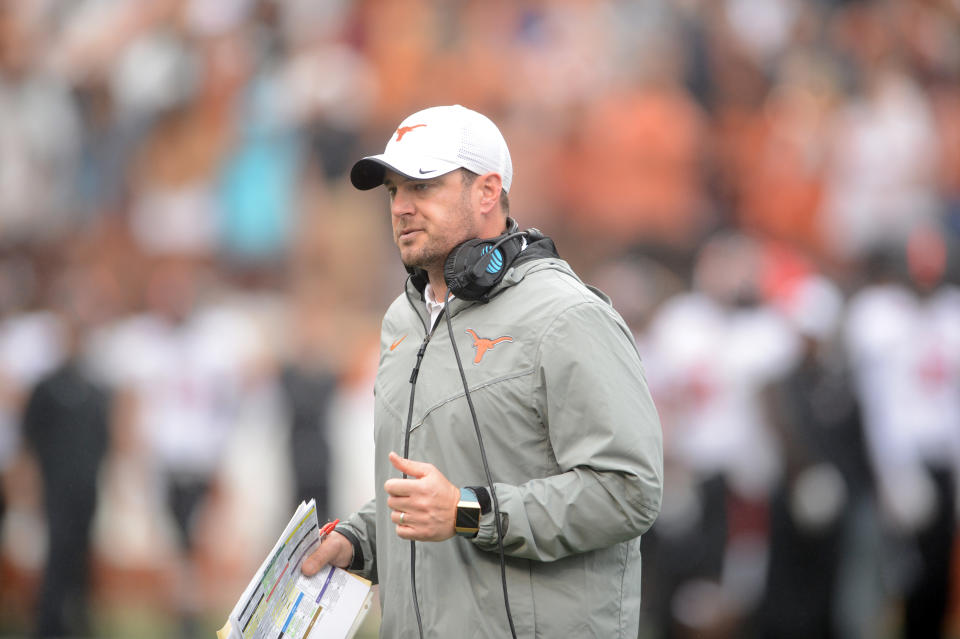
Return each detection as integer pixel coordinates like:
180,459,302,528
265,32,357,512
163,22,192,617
445,235,523,301
444,239,485,298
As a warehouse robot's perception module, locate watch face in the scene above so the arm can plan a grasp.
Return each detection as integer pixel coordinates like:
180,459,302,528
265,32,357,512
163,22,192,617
455,502,480,533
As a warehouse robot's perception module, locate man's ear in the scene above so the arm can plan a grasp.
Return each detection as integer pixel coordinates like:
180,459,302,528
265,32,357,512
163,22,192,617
475,172,503,214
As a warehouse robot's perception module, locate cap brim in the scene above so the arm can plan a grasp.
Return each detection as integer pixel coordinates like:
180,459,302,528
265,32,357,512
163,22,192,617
350,154,461,190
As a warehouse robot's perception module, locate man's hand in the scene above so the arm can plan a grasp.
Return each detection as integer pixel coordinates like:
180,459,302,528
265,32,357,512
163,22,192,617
301,530,354,576
384,451,460,541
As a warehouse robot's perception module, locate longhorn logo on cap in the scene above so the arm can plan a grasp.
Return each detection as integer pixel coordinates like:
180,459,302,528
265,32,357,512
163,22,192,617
395,124,427,141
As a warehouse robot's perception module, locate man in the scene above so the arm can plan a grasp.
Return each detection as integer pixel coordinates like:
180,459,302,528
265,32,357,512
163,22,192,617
22,268,111,638
301,104,663,637
845,229,960,639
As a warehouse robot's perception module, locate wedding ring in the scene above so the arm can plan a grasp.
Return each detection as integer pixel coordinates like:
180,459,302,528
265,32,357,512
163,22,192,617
400,512,405,524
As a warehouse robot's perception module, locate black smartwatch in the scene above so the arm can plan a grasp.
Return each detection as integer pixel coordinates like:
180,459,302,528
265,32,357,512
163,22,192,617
455,487,482,537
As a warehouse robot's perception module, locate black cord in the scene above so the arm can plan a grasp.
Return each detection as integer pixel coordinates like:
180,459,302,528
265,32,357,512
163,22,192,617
443,299,518,639
402,297,518,638
404,336,430,639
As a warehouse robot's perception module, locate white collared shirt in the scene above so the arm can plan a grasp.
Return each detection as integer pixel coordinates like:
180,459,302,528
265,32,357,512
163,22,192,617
423,283,451,330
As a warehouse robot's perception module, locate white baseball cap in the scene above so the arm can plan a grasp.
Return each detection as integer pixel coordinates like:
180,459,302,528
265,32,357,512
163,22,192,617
350,104,513,193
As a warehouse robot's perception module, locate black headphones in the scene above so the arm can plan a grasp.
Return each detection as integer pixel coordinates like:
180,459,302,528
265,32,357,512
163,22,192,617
443,218,544,302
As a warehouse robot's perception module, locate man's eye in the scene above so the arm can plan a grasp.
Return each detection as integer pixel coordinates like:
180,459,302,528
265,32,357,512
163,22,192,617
414,183,430,191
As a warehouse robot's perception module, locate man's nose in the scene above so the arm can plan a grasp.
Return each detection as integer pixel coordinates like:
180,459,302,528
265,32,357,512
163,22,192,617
391,190,413,216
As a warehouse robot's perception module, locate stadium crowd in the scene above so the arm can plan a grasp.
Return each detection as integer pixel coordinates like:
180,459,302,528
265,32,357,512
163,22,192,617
0,0,958,637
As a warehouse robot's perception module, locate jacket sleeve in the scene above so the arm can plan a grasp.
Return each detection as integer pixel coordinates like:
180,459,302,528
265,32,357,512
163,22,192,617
337,497,379,583
472,301,663,561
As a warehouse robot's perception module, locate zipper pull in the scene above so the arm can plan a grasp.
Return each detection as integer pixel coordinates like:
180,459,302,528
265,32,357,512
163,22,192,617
409,337,430,384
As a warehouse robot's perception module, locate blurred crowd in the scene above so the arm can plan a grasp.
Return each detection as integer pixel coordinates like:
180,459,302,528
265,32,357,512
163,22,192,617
0,0,958,637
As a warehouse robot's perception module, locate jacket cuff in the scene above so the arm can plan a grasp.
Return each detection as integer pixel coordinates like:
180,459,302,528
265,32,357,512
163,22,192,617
335,526,364,571
470,486,509,549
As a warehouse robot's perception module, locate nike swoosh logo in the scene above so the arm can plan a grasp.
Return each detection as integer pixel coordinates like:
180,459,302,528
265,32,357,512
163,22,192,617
418,168,438,175
390,335,407,351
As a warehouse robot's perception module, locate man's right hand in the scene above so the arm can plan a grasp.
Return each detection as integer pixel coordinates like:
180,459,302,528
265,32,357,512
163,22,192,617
301,531,354,576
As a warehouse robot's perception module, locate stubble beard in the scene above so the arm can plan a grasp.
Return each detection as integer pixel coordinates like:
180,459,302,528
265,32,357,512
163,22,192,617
400,187,476,275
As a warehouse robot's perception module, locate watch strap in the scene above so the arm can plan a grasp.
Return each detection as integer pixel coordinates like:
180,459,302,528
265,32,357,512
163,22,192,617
465,485,492,515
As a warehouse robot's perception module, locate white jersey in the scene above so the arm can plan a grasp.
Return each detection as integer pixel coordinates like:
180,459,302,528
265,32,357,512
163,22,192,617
0,311,65,469
646,292,800,497
92,305,258,476
846,283,960,472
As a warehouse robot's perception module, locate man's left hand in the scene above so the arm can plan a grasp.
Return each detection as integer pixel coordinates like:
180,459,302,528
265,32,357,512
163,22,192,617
384,451,460,541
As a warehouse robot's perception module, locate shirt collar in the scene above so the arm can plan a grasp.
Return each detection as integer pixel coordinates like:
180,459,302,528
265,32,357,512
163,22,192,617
423,283,451,330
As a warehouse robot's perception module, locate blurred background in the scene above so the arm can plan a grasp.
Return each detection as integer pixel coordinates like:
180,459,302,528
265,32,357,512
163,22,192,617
0,0,958,637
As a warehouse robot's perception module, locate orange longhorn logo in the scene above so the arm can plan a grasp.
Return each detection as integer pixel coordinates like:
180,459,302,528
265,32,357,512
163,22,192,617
395,124,426,141
465,329,513,365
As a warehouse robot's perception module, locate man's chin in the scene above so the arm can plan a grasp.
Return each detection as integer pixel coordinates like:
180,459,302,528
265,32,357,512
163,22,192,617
399,252,426,271
400,252,442,274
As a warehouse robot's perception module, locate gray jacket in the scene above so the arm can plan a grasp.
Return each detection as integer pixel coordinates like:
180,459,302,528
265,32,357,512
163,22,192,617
339,251,663,638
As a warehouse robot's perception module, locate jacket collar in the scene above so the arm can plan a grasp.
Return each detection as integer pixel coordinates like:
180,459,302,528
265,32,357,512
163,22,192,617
402,230,570,332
